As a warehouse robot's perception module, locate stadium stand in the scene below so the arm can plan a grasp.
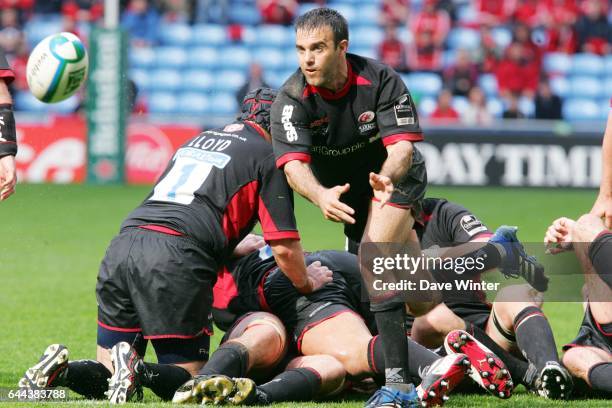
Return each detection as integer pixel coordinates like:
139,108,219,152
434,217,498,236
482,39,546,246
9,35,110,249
3,0,611,121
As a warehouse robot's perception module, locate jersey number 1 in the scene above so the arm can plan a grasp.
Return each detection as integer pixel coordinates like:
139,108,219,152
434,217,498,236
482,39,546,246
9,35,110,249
151,158,212,205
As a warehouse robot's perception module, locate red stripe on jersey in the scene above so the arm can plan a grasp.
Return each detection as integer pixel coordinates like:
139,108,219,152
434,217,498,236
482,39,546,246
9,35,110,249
302,61,371,100
222,180,259,241
0,69,15,84
594,317,612,337
382,133,424,146
213,266,239,309
275,152,311,169
258,268,274,312
258,195,300,241
139,224,183,236
244,121,269,140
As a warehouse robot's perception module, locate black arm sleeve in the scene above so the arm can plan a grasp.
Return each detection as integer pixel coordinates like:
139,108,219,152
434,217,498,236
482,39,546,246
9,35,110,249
0,104,17,157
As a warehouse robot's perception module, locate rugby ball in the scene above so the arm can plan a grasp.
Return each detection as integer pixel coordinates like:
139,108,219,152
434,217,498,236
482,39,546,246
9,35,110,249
26,32,88,103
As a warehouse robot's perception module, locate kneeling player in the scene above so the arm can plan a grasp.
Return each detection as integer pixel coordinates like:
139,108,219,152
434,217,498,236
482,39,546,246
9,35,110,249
182,244,515,406
388,198,571,399
545,214,612,396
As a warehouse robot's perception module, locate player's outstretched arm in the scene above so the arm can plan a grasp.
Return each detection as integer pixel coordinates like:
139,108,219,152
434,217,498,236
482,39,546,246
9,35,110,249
591,109,612,228
269,238,332,293
284,160,355,224
0,78,16,201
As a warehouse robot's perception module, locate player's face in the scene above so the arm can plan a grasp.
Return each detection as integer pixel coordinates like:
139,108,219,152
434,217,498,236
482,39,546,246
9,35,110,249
295,26,346,89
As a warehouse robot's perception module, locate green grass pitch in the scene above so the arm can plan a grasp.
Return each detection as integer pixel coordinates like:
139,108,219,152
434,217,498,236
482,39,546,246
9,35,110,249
0,184,608,407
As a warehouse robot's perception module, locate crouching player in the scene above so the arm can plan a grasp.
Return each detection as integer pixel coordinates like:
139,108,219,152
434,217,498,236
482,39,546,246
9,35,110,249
545,214,612,396
17,89,332,403
373,198,571,399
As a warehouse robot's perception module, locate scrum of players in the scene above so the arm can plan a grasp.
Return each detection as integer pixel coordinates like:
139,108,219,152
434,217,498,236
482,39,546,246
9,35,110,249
15,7,611,408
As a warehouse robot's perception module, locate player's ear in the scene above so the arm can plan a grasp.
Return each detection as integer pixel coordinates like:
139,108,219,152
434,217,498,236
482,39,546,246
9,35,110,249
337,39,348,54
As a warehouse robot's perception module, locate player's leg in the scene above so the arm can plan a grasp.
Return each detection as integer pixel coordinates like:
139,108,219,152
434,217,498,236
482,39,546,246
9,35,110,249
174,312,289,404
487,284,572,398
410,303,466,348
199,312,287,378
18,232,147,400
563,347,612,395
105,230,216,403
361,204,437,401
299,309,470,406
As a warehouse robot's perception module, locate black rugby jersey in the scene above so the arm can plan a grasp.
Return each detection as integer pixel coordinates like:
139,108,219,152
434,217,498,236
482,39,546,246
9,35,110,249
0,48,16,158
212,248,370,329
122,121,299,259
271,53,423,197
415,198,493,302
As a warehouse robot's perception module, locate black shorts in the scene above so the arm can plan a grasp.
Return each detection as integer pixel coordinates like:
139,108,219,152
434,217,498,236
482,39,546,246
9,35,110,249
344,149,427,242
263,269,374,353
405,301,491,334
96,228,216,340
563,304,612,354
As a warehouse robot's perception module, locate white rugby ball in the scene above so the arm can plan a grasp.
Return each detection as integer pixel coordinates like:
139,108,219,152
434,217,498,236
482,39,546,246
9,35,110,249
26,32,89,103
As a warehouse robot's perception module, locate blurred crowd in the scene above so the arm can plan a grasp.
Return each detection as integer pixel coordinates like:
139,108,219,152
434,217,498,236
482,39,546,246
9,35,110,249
0,0,610,122
376,0,610,124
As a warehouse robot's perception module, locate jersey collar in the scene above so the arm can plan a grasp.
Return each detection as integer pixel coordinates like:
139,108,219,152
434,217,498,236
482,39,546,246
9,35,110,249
303,60,372,100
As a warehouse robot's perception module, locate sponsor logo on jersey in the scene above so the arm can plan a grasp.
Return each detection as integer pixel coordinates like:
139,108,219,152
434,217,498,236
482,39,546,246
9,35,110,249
309,116,329,128
359,123,377,133
358,111,375,123
460,215,487,236
394,93,415,126
223,123,244,132
282,105,298,142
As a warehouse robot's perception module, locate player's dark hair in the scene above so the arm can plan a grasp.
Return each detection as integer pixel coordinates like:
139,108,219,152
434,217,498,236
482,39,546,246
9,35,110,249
238,87,277,134
295,7,349,47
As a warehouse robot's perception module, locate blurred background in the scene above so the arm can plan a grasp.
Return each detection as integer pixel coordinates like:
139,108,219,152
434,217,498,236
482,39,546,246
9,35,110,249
1,0,610,187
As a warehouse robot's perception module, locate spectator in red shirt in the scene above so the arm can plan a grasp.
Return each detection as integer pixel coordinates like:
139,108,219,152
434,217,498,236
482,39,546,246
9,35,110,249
408,30,442,72
429,88,460,123
62,0,104,23
257,0,297,25
410,0,450,48
442,49,478,97
377,24,408,72
379,0,409,27
496,41,539,99
513,23,541,67
478,25,500,73
475,0,515,27
513,0,541,28
541,0,579,53
575,0,611,55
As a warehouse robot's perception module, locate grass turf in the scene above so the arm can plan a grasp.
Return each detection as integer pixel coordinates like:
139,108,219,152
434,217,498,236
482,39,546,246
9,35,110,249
0,184,607,407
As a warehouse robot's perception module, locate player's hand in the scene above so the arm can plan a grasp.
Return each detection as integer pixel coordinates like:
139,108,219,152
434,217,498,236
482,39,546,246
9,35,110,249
297,261,333,294
544,217,575,254
0,155,16,201
316,184,355,224
369,172,393,207
590,193,612,229
232,234,266,257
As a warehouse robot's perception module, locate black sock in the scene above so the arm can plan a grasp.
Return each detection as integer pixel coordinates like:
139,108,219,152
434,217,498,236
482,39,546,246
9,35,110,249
368,335,438,384
258,368,321,403
374,306,412,391
514,306,559,372
588,363,612,394
198,342,249,377
55,360,111,399
465,323,530,385
138,363,191,401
